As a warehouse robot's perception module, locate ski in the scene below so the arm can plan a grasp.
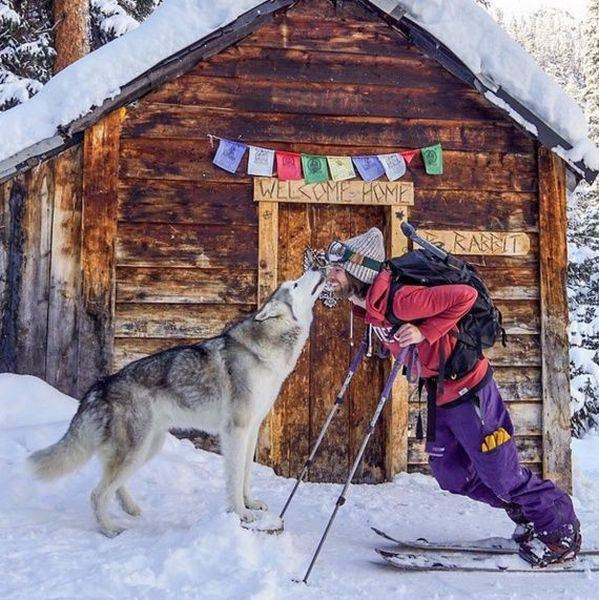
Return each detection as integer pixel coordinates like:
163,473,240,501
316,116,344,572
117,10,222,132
375,547,599,573
371,527,599,556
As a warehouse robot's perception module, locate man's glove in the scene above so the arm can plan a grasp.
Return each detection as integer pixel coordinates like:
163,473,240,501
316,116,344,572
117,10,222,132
372,326,394,343
371,324,424,347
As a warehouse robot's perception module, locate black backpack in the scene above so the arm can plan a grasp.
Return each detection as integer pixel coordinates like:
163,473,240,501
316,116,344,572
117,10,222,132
385,247,507,382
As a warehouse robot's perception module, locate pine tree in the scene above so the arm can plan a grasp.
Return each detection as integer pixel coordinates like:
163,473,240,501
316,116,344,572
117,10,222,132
570,0,599,438
0,0,55,110
53,0,89,73
90,0,162,49
497,7,585,105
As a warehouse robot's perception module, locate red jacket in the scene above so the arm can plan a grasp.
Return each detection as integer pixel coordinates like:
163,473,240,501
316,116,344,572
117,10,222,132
354,269,490,405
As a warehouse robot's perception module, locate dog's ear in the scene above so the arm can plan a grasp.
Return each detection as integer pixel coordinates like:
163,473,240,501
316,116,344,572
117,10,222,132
254,300,284,322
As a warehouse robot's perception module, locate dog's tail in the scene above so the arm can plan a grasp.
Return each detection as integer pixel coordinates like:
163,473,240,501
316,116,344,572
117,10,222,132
28,390,104,481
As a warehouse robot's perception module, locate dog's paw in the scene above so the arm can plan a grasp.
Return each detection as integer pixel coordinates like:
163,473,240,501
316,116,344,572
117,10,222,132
99,524,126,538
245,497,268,511
238,508,257,523
123,502,142,517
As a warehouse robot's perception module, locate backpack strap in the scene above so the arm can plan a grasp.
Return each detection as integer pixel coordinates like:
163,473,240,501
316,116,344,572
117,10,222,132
384,275,408,339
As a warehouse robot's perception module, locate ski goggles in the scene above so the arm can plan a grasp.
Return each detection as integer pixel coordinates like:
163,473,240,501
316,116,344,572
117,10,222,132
324,240,384,273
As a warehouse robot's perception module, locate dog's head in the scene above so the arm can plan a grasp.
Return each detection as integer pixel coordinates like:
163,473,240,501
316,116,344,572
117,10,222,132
254,269,326,326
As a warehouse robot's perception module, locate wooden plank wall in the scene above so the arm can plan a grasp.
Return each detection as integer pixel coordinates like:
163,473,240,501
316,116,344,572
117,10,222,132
114,0,543,479
0,145,83,395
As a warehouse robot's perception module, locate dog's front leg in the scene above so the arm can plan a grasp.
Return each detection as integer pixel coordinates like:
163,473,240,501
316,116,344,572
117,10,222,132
243,425,268,511
221,422,255,523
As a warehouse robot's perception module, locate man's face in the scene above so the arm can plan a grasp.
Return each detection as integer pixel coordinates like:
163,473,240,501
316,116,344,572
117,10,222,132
326,264,352,299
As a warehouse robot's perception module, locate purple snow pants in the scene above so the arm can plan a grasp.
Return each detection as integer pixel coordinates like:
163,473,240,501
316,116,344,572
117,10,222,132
426,375,577,536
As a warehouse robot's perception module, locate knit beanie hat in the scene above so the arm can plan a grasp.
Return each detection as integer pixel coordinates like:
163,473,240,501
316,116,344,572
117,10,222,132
341,227,385,285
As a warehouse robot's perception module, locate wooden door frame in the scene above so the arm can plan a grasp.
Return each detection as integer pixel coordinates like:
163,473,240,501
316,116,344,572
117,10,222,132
253,178,414,480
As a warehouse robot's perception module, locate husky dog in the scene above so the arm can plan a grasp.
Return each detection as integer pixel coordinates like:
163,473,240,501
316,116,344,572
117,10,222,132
29,269,325,537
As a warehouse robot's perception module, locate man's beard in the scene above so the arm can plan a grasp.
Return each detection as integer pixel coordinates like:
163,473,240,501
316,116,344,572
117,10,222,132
330,280,353,300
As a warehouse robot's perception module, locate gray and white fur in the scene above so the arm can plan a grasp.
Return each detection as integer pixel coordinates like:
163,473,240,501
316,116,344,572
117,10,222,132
29,269,325,537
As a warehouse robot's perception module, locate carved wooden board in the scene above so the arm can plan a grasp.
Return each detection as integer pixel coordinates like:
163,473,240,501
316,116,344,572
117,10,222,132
419,229,531,256
253,177,414,205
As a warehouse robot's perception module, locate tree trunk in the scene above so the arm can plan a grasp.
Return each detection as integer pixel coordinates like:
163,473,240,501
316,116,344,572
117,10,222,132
53,0,90,73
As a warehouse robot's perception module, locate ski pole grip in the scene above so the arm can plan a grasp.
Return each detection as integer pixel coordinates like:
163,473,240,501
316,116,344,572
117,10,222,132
400,221,416,239
401,220,449,262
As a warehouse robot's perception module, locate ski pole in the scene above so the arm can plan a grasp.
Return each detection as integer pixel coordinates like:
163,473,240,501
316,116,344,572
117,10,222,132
301,349,406,584
279,332,369,519
401,221,463,269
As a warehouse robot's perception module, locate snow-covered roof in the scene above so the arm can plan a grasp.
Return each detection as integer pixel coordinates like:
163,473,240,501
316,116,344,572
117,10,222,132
0,0,597,185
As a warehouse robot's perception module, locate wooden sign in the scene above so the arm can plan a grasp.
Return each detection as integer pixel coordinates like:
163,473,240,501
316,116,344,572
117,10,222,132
253,177,414,206
419,229,531,256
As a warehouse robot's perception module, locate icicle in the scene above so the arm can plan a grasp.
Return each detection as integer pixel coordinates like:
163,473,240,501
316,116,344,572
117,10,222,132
349,308,354,347
366,324,373,357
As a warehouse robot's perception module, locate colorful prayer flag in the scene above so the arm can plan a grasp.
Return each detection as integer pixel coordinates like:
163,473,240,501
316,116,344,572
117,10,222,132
212,138,247,174
377,153,406,181
276,151,303,180
352,155,385,181
327,156,356,181
301,154,329,183
248,145,275,176
400,149,419,165
421,143,443,175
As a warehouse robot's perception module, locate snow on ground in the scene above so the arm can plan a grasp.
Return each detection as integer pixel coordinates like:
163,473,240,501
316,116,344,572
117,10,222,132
2,373,599,599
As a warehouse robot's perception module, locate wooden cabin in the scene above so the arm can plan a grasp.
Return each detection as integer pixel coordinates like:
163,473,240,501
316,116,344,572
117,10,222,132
1,0,597,490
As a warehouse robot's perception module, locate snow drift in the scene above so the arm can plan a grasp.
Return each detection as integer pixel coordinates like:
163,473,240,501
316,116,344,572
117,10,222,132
2,373,599,598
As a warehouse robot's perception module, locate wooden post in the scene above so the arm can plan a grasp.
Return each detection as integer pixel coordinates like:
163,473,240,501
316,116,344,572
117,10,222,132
385,205,410,479
256,200,279,463
78,109,124,395
45,146,83,394
538,147,572,493
0,166,54,377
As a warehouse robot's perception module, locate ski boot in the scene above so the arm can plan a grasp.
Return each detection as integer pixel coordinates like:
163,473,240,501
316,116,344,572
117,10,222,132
518,521,582,568
505,503,534,544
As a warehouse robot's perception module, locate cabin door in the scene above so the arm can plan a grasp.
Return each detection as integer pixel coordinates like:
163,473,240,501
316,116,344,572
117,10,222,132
255,186,412,483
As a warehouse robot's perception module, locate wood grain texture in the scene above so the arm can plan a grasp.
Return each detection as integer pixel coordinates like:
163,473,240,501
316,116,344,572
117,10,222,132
491,367,542,402
115,223,257,268
308,204,352,482
190,42,460,87
256,200,279,463
80,109,124,391
115,267,256,304
0,166,53,377
148,76,507,123
122,105,533,154
45,146,83,394
347,204,387,484
538,147,572,492
114,303,253,338
244,14,416,56
276,204,312,477
385,204,409,479
118,179,257,225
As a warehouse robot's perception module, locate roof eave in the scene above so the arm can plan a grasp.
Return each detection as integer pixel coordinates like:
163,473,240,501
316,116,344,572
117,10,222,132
0,0,296,185
1,0,596,188
364,0,598,187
